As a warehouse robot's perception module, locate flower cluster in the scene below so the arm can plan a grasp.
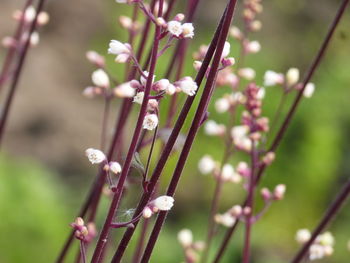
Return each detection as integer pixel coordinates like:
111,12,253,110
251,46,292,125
142,195,175,218
2,5,49,48
295,230,335,261
70,217,97,243
177,229,205,263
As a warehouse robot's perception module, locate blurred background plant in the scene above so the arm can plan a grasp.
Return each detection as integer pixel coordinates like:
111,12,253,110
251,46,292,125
0,0,350,262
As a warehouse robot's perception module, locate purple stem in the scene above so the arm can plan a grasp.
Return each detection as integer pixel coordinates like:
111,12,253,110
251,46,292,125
213,0,350,261
110,7,228,263
140,1,237,262
242,141,258,263
0,0,34,91
0,0,46,146
90,2,165,262
291,177,350,263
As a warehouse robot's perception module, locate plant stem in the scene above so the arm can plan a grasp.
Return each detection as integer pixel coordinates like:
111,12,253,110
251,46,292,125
242,141,257,263
90,2,164,262
100,97,111,151
110,8,228,263
291,178,350,262
0,0,46,146
0,0,34,91
212,0,350,261
140,1,237,261
80,241,87,263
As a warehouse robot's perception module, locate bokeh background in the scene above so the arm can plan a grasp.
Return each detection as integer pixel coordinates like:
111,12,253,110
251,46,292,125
1,0,350,262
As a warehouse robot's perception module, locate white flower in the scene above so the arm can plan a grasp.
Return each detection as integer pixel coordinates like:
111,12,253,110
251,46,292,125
92,69,110,88
182,23,194,38
221,41,231,58
264,70,284,86
140,71,156,86
257,87,265,100
85,148,106,164
86,51,105,66
231,125,249,139
167,21,183,37
166,84,176,95
198,155,216,175
116,0,128,3
109,162,122,174
153,195,174,211
142,207,153,218
303,83,315,98
204,120,226,136
215,213,236,227
238,68,256,80
229,26,242,39
246,40,261,53
273,184,286,200
37,12,50,25
178,229,193,247
153,79,170,91
114,81,136,98
108,40,130,55
296,229,311,244
215,97,231,113
286,68,300,86
316,232,334,247
143,114,159,130
30,32,39,46
133,92,144,104
24,6,36,22
309,244,325,261
177,77,198,96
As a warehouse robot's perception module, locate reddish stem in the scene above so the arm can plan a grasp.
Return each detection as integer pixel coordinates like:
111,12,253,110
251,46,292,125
212,0,350,261
0,0,46,146
140,1,237,261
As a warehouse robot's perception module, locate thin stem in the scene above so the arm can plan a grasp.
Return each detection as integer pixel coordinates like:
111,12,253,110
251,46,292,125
80,241,87,263
212,0,350,261
201,108,236,263
0,0,46,146
140,1,237,261
111,7,228,263
242,140,257,263
0,0,34,91
91,2,164,262
100,97,111,151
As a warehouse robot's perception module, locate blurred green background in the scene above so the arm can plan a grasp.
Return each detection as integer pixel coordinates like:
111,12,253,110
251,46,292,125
1,0,350,262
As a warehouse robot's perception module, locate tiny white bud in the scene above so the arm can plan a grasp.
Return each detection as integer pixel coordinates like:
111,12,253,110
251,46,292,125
182,23,195,38
273,184,286,200
140,71,155,86
295,229,311,244
221,41,230,58
114,81,136,98
108,40,130,55
286,68,300,86
109,162,122,174
198,155,216,175
309,244,325,261
177,77,198,96
153,195,175,211
166,84,176,95
264,70,284,86
92,69,110,88
204,120,226,136
238,68,256,80
246,40,261,53
167,21,183,37
303,83,315,98
143,114,159,130
215,97,231,113
177,229,193,247
142,207,153,218
85,148,106,164
214,213,236,227
37,12,50,25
